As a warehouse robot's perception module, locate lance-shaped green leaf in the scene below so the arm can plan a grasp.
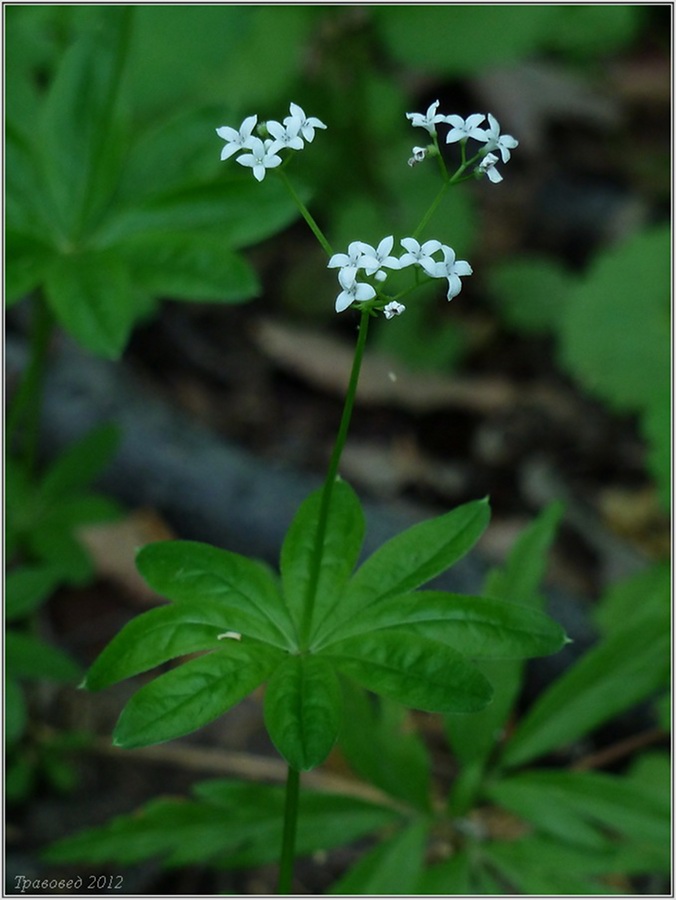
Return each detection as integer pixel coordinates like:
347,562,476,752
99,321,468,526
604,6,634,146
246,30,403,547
329,820,428,895
280,480,364,638
137,541,296,650
502,608,670,768
39,424,120,501
113,643,282,749
84,600,283,691
324,630,492,713
264,653,342,770
318,498,489,644
6,632,81,682
317,591,567,658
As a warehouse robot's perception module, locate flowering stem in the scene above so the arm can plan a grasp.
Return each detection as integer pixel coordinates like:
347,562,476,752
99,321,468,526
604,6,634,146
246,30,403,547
278,170,334,258
277,765,300,893
299,307,371,648
411,179,450,241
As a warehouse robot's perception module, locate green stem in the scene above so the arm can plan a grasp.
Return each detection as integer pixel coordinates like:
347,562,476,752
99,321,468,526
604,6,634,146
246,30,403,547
277,765,301,894
412,179,451,241
278,169,334,258
7,294,54,475
298,307,371,648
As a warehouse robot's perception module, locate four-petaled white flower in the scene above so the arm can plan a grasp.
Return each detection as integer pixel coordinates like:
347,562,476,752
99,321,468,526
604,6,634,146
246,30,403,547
420,245,473,301
399,237,442,268
327,241,367,270
406,100,445,135
235,137,282,182
335,267,376,314
482,113,519,163
216,114,258,161
478,152,502,183
445,113,486,144
359,236,401,276
267,118,304,154
383,301,406,319
284,102,327,142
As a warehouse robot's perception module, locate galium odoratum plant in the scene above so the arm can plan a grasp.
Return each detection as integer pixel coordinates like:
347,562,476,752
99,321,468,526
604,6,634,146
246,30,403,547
82,100,565,893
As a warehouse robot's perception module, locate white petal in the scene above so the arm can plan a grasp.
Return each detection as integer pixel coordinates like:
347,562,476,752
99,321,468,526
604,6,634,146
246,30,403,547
454,260,473,276
400,237,419,253
240,115,258,137
327,253,349,269
338,266,358,289
354,283,376,302
253,165,266,182
216,125,239,141
335,290,353,313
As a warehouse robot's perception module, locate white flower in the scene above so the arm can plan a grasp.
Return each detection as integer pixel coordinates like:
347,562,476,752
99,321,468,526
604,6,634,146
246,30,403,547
482,113,518,163
359,236,401,276
406,99,445,135
266,118,304,154
444,113,486,144
383,301,406,319
478,152,503,183
420,245,472,300
284,102,327,142
235,137,282,182
327,241,367,270
216,114,258,161
399,237,442,268
335,266,376,314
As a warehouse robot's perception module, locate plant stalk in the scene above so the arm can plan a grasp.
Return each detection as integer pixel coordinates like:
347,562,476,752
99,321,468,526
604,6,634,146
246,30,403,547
278,169,334,258
298,307,371,647
277,765,301,894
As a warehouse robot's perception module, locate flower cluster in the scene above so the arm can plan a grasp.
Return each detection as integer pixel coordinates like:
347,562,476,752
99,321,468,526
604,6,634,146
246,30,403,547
406,101,518,183
328,237,472,314
216,103,326,182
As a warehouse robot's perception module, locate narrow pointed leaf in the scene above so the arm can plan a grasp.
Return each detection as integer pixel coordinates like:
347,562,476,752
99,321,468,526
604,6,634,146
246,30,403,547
319,590,567,658
502,609,670,768
85,600,283,691
320,498,489,643
6,632,81,682
136,541,296,650
329,821,428,894
280,480,364,638
40,424,120,501
264,654,342,770
113,643,282,749
325,630,492,713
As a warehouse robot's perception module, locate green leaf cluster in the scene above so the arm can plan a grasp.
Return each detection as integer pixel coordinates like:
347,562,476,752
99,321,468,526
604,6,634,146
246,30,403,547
6,7,301,357
84,485,565,773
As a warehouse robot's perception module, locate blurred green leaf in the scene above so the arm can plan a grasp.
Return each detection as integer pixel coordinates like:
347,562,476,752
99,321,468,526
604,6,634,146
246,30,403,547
560,226,670,413
339,680,432,812
40,424,120,501
487,257,574,334
6,566,60,621
641,389,670,510
595,562,670,634
329,820,428,894
416,850,472,894
502,608,669,768
6,632,81,682
6,678,28,746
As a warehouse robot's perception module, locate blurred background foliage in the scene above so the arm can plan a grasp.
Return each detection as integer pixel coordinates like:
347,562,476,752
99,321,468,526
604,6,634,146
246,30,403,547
6,4,670,894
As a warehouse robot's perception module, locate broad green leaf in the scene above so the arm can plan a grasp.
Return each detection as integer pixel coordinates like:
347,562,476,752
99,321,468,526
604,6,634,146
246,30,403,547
447,503,563,772
280,480,364,639
325,630,493,713
264,654,342,770
6,566,60,620
43,250,136,359
642,389,670,509
488,769,669,855
339,680,431,812
136,541,296,650
119,233,258,303
329,820,428,894
40,424,120,501
319,590,567,659
560,226,670,413
321,498,490,643
113,643,282,749
93,178,302,250
47,778,396,868
6,631,81,682
84,600,284,691
5,233,52,305
36,20,129,240
502,610,670,768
